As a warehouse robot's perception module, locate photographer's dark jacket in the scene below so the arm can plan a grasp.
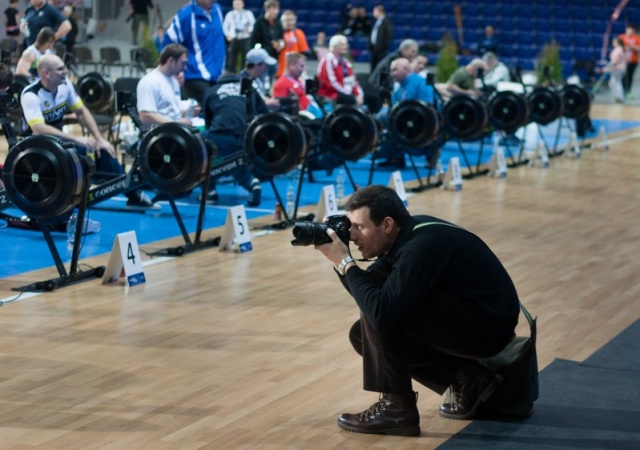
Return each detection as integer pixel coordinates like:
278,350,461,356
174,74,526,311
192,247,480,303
339,215,520,334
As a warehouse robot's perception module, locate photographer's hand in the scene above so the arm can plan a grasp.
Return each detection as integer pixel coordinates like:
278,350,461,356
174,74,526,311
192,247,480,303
315,228,354,273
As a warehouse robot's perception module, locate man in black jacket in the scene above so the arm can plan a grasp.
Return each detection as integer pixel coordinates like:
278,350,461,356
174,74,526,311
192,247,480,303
368,4,393,73
250,0,283,87
314,185,520,436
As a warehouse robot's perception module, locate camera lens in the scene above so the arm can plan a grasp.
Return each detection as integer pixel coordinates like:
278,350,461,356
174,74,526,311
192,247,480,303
290,222,331,246
290,216,351,247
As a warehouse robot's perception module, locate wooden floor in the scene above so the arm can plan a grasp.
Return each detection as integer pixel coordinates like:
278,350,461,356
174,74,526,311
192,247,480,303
1,103,640,449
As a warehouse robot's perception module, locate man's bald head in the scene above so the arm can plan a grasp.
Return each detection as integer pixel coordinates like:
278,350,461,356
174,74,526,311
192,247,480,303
390,57,411,83
38,54,68,89
38,54,63,73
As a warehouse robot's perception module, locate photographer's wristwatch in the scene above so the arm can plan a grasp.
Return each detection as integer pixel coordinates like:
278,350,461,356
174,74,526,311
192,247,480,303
337,255,355,276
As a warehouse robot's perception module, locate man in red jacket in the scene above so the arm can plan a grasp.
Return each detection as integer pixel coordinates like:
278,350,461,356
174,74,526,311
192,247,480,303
317,34,363,107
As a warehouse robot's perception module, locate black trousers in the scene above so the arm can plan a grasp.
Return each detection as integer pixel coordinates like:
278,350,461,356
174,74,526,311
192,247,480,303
349,308,515,396
184,79,217,105
226,38,251,73
623,62,638,95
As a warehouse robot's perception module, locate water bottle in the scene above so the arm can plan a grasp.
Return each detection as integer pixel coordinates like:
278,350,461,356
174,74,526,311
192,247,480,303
436,159,445,184
336,169,345,209
285,167,299,219
66,208,78,262
86,145,95,162
285,184,295,219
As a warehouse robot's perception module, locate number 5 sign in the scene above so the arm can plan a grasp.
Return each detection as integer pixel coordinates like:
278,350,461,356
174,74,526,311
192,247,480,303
219,205,253,253
314,185,339,222
101,231,146,286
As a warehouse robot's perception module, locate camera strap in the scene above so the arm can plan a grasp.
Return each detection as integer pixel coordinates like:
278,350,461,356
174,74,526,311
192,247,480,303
412,221,463,232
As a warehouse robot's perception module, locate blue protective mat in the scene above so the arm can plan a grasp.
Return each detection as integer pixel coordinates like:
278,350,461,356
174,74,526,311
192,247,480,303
438,320,640,449
1,118,639,279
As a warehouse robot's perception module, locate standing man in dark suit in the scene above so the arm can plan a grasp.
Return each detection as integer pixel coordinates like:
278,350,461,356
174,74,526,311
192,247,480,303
368,4,393,73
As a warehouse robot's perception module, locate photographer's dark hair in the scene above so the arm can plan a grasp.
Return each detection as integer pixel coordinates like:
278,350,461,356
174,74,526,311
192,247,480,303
159,43,187,65
344,185,411,227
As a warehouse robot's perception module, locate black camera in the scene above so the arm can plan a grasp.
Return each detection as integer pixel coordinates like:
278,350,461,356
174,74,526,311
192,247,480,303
291,215,351,246
115,90,134,113
0,91,18,112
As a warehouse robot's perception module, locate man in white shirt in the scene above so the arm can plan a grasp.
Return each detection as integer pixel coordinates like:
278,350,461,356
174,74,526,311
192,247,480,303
137,43,195,125
481,52,511,87
223,0,255,73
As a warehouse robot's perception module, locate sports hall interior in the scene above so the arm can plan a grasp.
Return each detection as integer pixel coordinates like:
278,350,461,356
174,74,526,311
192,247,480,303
0,0,639,448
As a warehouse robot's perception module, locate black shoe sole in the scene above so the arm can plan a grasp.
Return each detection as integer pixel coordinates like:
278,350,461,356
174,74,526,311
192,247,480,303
337,420,420,437
439,374,504,420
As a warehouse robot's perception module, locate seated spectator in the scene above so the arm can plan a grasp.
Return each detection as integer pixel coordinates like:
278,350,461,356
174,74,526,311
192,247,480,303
137,44,196,126
435,58,487,101
339,2,355,33
21,54,158,210
199,50,275,207
317,34,363,107
411,54,429,79
477,25,499,55
16,27,55,78
367,38,419,106
376,57,436,168
274,52,340,173
313,31,329,61
277,9,310,78
244,48,281,109
480,51,510,88
341,6,371,38
272,51,323,119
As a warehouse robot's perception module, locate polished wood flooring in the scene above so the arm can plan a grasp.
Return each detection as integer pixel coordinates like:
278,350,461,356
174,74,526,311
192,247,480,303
1,103,640,448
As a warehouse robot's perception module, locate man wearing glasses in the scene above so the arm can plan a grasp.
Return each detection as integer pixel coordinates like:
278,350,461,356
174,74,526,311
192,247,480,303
20,54,158,210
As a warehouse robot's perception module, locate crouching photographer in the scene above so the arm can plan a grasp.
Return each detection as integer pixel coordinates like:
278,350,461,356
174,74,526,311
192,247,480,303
303,185,521,436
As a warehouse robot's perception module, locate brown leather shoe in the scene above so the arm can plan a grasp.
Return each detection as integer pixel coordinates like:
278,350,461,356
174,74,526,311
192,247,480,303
337,392,420,436
439,364,503,420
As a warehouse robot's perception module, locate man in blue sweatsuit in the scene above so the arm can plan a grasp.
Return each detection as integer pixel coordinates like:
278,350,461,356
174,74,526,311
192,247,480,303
162,0,227,104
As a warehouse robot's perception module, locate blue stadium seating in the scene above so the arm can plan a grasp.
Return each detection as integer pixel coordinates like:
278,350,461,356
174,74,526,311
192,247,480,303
285,0,636,79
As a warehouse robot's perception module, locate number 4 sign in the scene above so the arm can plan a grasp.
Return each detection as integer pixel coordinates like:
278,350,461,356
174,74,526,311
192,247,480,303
101,231,146,286
219,205,253,253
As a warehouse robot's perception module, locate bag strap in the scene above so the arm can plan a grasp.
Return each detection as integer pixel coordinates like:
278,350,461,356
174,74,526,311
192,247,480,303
413,222,538,343
519,301,537,343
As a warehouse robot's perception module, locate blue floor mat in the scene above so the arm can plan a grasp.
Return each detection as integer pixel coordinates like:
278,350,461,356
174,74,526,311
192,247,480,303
2,118,639,279
438,320,640,449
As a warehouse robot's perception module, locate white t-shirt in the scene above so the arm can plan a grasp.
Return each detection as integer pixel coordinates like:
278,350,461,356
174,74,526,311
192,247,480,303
484,62,511,87
136,68,182,121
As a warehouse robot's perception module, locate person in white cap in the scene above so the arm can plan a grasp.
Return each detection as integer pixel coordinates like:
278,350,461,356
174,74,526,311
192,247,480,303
242,48,280,109
199,50,276,207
